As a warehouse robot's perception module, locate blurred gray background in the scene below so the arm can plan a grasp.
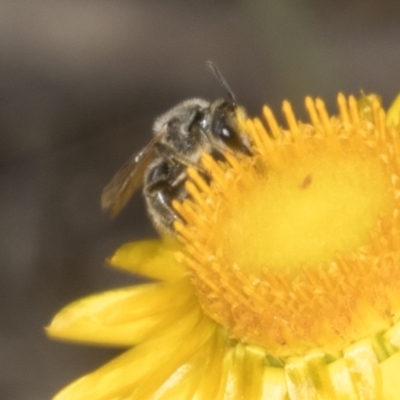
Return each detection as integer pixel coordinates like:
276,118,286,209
1,0,400,398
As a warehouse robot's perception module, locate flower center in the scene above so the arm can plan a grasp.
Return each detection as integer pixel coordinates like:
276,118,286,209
174,94,400,357
217,149,391,275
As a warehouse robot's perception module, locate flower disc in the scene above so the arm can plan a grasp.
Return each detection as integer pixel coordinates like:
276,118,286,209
174,94,400,356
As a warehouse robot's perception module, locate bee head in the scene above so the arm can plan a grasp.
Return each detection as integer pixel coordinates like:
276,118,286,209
208,99,252,156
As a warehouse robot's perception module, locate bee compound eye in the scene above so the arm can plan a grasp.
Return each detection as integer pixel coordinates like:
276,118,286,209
212,112,241,148
220,125,234,140
211,110,252,156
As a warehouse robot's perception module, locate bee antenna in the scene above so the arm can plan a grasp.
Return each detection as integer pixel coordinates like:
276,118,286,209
206,61,237,105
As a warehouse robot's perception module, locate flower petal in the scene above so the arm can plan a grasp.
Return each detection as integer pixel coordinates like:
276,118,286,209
381,352,400,399
387,93,400,127
135,322,216,400
195,326,230,399
52,311,215,400
262,367,288,399
285,352,337,400
47,279,196,346
108,239,184,281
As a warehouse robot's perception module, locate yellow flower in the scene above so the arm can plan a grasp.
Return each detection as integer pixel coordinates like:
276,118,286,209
48,93,400,399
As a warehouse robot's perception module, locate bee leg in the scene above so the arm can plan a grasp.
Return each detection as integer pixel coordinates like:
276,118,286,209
144,181,186,234
143,160,188,234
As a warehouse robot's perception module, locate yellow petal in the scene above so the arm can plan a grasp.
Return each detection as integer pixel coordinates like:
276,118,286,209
214,344,236,399
284,352,336,400
195,326,230,400
380,352,400,400
329,358,358,399
151,364,199,400
53,311,214,400
135,321,215,400
108,239,184,281
241,345,266,399
386,93,400,127
262,367,288,400
47,279,196,346
343,340,380,399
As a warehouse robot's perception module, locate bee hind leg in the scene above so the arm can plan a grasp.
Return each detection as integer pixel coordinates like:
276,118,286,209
144,180,187,235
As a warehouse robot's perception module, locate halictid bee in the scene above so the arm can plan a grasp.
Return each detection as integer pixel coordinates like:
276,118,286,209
101,62,252,235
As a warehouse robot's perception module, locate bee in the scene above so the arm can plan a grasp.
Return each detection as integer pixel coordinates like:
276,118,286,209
101,62,252,235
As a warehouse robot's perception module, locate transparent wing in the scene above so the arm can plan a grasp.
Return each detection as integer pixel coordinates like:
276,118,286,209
101,134,161,217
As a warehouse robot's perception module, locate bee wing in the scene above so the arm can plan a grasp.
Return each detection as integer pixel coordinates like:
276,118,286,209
101,134,161,217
